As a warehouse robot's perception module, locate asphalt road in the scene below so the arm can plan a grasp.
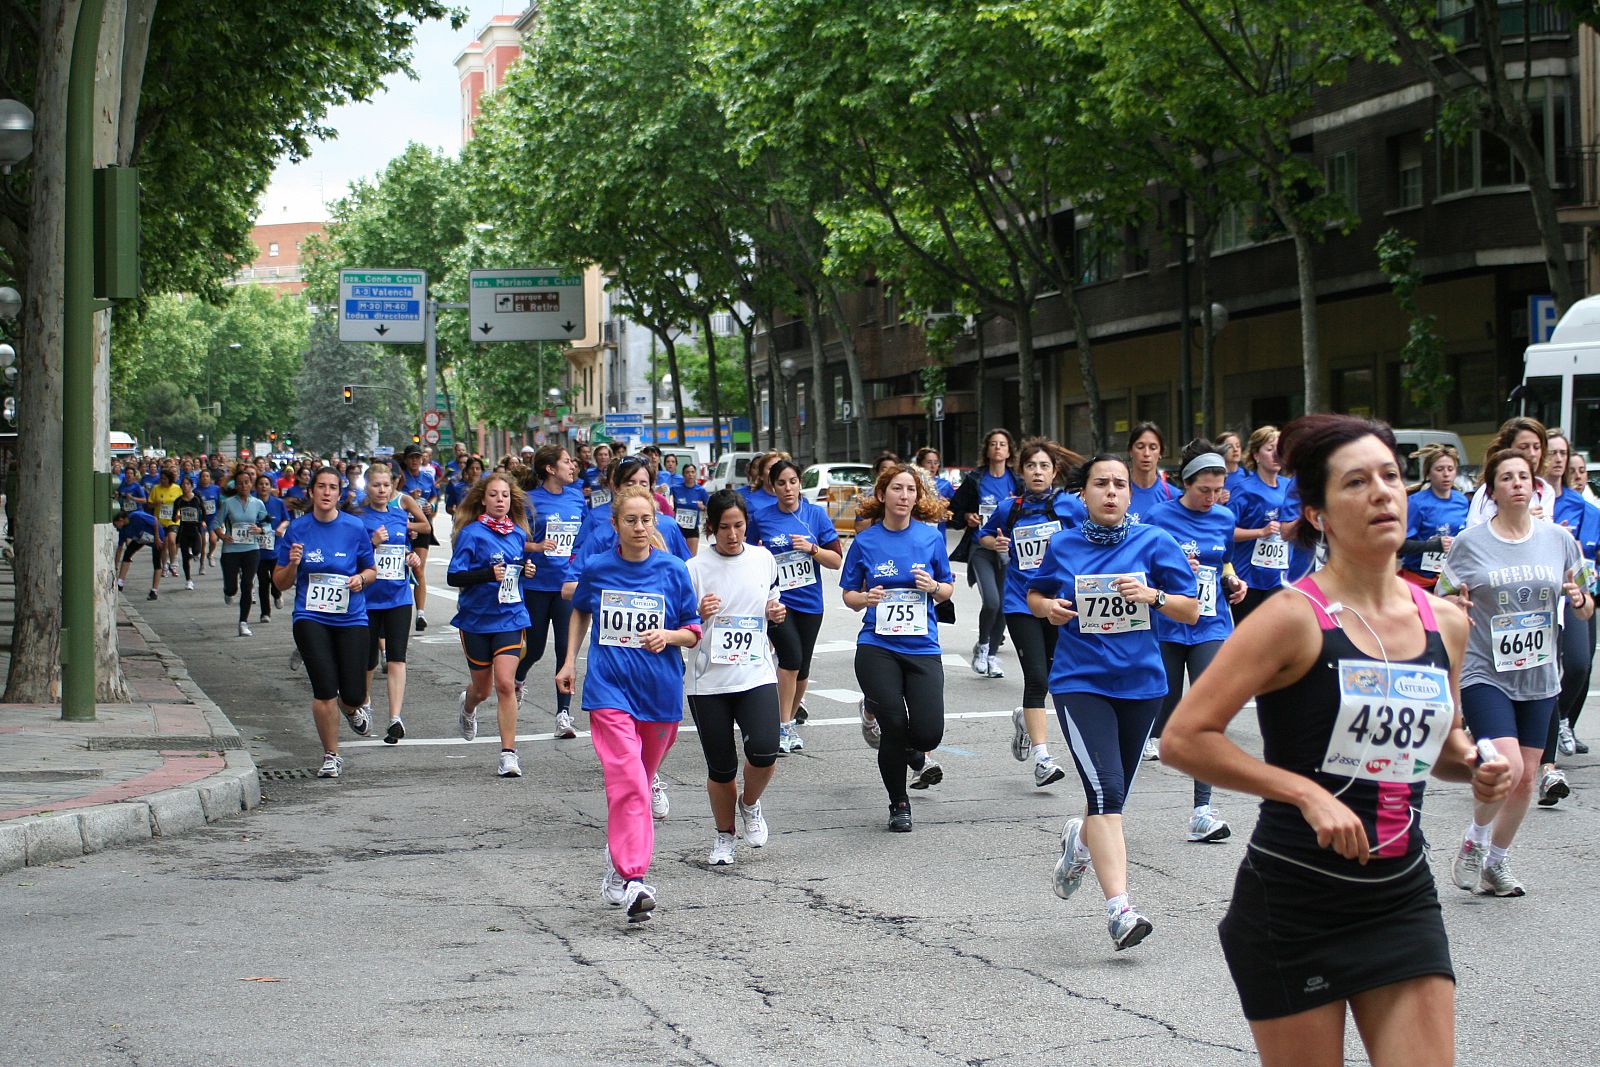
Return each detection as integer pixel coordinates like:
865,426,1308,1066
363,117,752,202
2,533,1596,1065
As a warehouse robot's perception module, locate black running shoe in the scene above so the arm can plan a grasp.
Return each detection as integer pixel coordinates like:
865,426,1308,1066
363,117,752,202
384,718,405,745
794,701,809,724
415,615,427,632
888,801,913,833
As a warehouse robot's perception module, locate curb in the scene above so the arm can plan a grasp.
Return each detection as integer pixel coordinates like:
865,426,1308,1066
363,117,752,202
0,602,261,875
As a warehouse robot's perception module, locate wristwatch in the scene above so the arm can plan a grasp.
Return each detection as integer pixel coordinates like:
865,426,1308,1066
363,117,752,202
1153,590,1168,609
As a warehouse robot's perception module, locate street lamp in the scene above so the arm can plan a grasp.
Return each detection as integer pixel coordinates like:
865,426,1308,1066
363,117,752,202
0,99,34,174
0,286,20,321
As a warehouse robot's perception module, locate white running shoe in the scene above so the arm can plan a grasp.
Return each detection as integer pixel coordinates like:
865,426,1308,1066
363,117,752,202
1142,737,1160,761
185,580,195,591
1479,859,1526,897
600,854,627,907
1186,807,1231,843
986,652,1005,678
1537,766,1571,806
458,691,478,742
708,831,737,867
909,757,943,790
778,722,805,753
1559,718,1577,757
224,594,233,605
514,681,525,710
497,750,522,778
739,798,769,847
1010,707,1029,762
1452,838,1487,890
859,700,881,750
316,752,344,779
624,880,657,923
1108,905,1154,951
554,710,577,739
1033,755,1066,788
972,646,990,676
1053,817,1092,900
347,705,372,737
237,621,252,638
650,774,670,820
288,647,302,672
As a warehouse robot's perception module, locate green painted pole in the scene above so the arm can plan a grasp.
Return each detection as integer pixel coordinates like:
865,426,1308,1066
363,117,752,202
61,0,107,721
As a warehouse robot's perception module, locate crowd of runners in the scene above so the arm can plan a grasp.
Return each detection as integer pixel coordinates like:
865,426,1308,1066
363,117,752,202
115,412,1600,1065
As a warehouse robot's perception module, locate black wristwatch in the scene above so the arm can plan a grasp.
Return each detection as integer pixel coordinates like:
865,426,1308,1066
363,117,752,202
1154,590,1168,609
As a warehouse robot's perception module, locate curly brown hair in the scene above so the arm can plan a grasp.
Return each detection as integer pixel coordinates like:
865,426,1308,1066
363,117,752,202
856,464,949,524
452,471,531,545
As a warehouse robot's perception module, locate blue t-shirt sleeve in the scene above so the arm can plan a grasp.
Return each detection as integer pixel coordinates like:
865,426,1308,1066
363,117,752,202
573,566,598,615
1027,536,1066,599
668,559,698,630
355,523,375,571
840,539,866,591
979,498,1012,539
808,505,840,548
1148,528,1200,598
448,528,477,574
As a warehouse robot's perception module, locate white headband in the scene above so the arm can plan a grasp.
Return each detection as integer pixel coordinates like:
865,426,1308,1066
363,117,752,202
1181,453,1227,480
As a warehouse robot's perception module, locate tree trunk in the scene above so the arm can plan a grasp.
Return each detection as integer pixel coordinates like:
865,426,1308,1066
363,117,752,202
767,341,791,454
1270,181,1323,412
661,332,687,446
1197,223,1217,435
803,287,828,464
699,313,723,461
1062,286,1104,453
1015,305,1037,438
7,0,73,703
740,323,759,453
819,281,867,463
1504,124,1578,313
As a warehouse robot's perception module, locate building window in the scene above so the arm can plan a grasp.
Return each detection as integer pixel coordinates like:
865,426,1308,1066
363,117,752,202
1325,150,1358,220
1074,220,1117,285
1389,132,1424,209
268,242,280,257
1437,78,1569,196
1333,366,1376,419
1124,221,1150,274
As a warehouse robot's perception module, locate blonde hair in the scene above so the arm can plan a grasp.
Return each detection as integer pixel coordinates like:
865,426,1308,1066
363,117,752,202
453,471,532,546
1408,443,1460,493
610,483,667,551
1243,426,1279,473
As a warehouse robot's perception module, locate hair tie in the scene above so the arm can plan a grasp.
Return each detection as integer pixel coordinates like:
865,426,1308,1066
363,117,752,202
1181,453,1227,480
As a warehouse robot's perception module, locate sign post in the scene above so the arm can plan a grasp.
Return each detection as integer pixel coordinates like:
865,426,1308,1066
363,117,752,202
468,269,586,342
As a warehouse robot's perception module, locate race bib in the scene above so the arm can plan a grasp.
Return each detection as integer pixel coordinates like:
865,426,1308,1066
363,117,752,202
775,550,816,591
1251,535,1289,571
498,565,523,604
1196,565,1218,618
178,507,200,524
120,497,138,514
546,519,579,560
203,498,217,516
375,544,406,581
875,589,928,636
978,501,997,525
676,506,699,531
1322,660,1452,783
709,614,765,665
158,503,174,521
1420,550,1445,575
598,590,666,647
1491,610,1555,672
254,530,276,552
590,489,612,509
306,573,350,615
1074,573,1151,634
1013,521,1060,572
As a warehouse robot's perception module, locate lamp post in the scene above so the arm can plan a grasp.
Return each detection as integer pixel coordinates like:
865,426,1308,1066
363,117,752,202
0,99,34,174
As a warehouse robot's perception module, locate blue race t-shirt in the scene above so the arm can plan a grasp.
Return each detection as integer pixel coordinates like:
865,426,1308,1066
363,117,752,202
669,483,709,537
1228,470,1293,591
263,494,291,532
975,469,1019,528
978,491,1088,615
1127,475,1176,526
1554,488,1600,579
355,503,413,611
747,498,841,615
839,520,954,657
276,511,375,627
1402,488,1469,574
573,547,698,722
527,484,588,591
1145,498,1237,646
196,484,221,528
448,520,532,634
1028,522,1197,699
118,511,163,546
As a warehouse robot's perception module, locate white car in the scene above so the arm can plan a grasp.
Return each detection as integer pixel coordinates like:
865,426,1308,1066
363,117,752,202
704,451,763,494
800,463,874,535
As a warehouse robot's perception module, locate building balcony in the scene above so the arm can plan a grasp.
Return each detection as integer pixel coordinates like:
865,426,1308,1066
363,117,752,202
1557,146,1600,226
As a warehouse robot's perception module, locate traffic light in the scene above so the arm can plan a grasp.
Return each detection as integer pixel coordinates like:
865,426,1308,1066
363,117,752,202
342,385,354,405
411,433,421,445
267,430,277,442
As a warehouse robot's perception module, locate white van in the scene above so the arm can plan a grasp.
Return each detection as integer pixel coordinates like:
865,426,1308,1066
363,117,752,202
1519,293,1600,457
704,451,762,494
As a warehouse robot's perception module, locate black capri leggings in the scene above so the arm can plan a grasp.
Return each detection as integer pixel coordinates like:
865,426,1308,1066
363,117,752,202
293,619,369,707
855,644,945,805
367,603,413,670
121,541,161,577
176,525,203,580
256,555,277,617
1005,611,1059,708
688,684,781,783
515,588,573,710
769,609,824,679
221,549,260,624
1157,640,1222,808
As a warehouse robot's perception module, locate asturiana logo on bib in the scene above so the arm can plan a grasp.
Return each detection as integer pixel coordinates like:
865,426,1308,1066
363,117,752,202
1395,672,1442,700
874,561,900,578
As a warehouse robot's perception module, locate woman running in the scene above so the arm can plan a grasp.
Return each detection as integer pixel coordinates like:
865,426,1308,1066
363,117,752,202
1145,439,1248,840
1228,426,1297,622
748,458,843,755
977,437,1084,789
1398,444,1468,590
852,451,901,534
173,479,206,591
196,467,221,572
401,444,442,632
1162,413,1509,1065
1217,430,1245,505
558,484,700,922
1569,451,1599,505
955,429,1018,677
149,467,183,577
274,467,378,779
585,444,614,510
842,464,955,831
350,463,426,744
1466,416,1556,525
1126,422,1175,524
1442,445,1591,898
448,471,537,778
114,501,165,598
444,455,484,525
687,490,786,866
1028,453,1199,949
516,444,587,740
216,464,269,637
915,447,956,532
669,461,709,555
1550,430,1599,756
254,473,291,624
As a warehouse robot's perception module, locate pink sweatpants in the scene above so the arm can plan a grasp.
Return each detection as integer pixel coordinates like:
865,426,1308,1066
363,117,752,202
589,708,679,881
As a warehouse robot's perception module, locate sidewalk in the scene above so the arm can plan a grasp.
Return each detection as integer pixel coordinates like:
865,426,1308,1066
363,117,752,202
0,561,258,873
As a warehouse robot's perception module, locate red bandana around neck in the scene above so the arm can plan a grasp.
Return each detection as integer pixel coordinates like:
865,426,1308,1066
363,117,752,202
479,514,515,536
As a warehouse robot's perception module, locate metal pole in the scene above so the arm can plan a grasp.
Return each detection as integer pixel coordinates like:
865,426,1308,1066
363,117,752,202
422,297,439,445
62,0,108,721
1177,193,1194,442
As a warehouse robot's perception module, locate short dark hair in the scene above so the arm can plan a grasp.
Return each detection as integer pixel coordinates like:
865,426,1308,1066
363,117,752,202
1277,414,1398,550
1178,437,1225,485
767,459,803,486
1127,421,1164,455
1065,453,1128,494
703,488,748,534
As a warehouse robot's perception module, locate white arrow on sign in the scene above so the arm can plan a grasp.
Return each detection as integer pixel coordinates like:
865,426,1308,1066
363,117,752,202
468,268,587,343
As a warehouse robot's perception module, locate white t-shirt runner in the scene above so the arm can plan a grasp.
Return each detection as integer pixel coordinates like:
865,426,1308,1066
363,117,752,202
685,543,780,696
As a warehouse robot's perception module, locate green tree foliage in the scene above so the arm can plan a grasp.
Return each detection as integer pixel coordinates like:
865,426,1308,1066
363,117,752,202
294,317,415,454
1376,229,1450,421
644,333,749,418
137,380,214,453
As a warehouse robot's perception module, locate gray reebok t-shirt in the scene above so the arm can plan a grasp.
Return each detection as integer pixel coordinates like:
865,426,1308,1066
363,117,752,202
1442,520,1581,700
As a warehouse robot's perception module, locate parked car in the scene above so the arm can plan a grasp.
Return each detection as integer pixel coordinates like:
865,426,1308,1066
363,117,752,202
658,446,701,482
801,463,874,536
704,450,763,494
1391,429,1475,492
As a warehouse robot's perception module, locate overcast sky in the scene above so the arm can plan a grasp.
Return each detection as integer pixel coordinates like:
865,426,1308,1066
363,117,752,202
256,1,516,223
